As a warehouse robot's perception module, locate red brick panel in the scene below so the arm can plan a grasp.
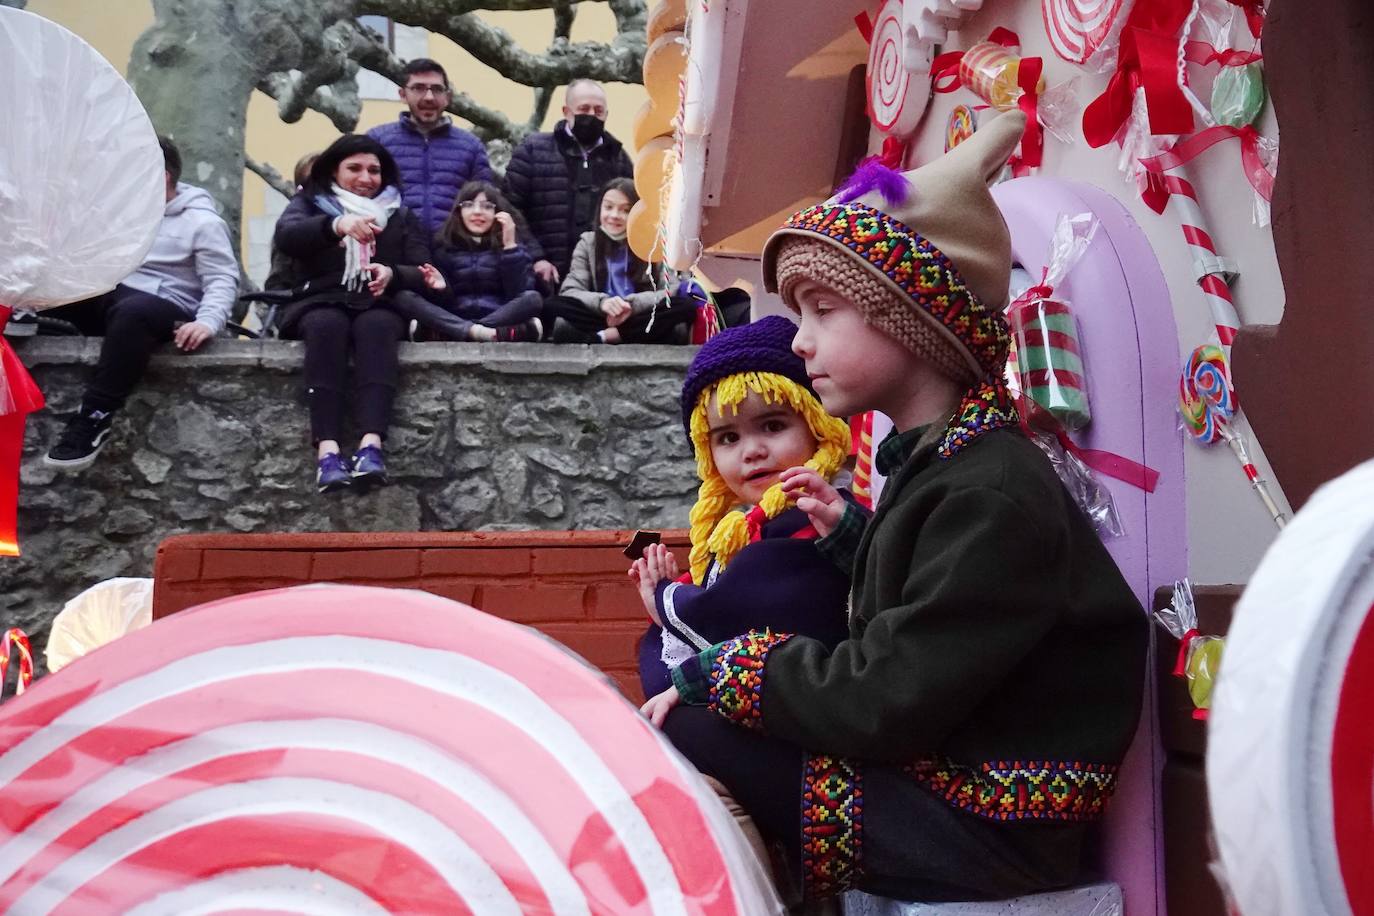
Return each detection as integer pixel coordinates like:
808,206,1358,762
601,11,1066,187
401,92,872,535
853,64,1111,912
152,529,688,705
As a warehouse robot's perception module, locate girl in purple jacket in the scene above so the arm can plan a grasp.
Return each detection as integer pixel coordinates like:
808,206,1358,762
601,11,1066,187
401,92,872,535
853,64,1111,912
630,317,859,699
418,181,543,342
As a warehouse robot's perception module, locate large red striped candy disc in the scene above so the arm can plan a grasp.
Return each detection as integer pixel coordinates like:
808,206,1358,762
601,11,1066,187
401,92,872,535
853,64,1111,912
1041,0,1128,65
1208,460,1374,915
0,585,781,914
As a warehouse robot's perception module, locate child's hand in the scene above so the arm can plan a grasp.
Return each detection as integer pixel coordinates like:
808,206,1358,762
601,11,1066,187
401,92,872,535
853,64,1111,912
780,467,846,537
601,296,632,327
494,212,518,249
640,685,681,728
627,543,680,624
418,263,447,291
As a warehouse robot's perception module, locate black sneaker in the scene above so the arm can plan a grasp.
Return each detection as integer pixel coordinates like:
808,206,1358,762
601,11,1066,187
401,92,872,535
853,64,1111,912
44,408,116,471
2,309,37,337
495,317,543,342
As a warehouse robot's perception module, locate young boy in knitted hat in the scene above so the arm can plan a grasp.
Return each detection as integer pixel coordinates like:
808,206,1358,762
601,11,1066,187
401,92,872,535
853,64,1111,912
643,111,1148,905
630,315,856,700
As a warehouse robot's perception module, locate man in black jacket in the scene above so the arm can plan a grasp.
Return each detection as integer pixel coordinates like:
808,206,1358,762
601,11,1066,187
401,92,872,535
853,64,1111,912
504,79,634,287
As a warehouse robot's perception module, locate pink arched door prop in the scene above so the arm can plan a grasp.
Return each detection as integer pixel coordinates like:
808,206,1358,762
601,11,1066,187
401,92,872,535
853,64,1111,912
993,176,1187,916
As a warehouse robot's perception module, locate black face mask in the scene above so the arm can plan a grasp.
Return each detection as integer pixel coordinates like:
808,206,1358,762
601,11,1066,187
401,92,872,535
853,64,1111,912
570,113,605,145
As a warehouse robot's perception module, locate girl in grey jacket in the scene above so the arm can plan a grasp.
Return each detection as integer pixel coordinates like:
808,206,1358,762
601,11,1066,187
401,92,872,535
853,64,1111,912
542,179,697,344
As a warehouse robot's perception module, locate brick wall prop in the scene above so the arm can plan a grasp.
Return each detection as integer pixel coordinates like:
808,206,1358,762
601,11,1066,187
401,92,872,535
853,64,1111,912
154,529,692,702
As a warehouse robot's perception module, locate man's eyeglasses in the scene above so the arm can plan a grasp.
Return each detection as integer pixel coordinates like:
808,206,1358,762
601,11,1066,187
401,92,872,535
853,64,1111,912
459,200,497,213
405,83,450,97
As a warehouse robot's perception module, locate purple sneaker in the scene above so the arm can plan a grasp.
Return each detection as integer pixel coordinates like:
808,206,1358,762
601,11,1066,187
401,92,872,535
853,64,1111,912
317,452,351,494
350,444,388,486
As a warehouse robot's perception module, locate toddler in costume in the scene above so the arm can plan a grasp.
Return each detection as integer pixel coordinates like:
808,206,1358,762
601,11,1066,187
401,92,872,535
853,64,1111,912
631,316,856,700
644,112,1148,905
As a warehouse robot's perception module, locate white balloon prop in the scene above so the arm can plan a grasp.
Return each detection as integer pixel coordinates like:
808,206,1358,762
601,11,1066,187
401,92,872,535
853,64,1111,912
1208,458,1374,916
0,7,165,310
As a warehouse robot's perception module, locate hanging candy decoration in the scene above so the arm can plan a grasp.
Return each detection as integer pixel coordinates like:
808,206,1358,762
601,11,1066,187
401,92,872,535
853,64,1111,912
1041,0,1129,65
865,0,924,138
0,586,782,913
945,104,979,151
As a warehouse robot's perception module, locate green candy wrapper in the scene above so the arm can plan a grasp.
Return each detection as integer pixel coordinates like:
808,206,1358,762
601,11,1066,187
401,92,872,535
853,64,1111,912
1211,62,1266,128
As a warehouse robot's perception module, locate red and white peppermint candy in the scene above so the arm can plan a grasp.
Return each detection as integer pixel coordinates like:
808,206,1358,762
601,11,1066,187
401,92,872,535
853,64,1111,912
1041,0,1128,65
0,585,780,914
868,0,923,138
1208,459,1374,915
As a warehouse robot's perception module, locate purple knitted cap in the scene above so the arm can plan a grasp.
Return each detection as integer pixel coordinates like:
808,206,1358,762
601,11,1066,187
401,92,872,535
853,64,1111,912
680,315,814,437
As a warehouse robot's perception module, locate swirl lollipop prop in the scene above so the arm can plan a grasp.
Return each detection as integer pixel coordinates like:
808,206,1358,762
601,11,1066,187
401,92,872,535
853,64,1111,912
1179,344,1286,528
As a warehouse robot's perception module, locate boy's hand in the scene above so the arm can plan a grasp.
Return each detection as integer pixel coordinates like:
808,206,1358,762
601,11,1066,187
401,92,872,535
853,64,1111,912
780,467,846,537
640,685,681,728
627,543,680,625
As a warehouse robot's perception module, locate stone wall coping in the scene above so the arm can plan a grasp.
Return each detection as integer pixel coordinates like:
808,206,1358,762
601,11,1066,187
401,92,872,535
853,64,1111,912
12,337,698,375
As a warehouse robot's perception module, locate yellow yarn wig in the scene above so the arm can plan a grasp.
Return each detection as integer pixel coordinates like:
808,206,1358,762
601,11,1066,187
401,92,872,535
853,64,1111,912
686,371,851,585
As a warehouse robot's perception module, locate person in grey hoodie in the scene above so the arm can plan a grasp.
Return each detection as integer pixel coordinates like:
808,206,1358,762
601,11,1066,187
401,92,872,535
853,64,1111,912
44,136,239,470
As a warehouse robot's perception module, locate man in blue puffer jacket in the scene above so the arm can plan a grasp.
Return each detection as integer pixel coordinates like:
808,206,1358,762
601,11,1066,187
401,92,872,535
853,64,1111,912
367,58,492,237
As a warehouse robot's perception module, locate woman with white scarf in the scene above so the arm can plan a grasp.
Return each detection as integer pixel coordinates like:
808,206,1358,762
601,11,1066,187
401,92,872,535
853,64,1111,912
274,135,430,494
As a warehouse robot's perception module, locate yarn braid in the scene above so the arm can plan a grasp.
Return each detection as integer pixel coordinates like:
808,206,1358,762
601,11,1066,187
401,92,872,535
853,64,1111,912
685,371,850,584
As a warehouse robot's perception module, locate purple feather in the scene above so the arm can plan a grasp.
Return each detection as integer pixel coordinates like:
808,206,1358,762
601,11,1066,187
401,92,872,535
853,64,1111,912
836,158,911,207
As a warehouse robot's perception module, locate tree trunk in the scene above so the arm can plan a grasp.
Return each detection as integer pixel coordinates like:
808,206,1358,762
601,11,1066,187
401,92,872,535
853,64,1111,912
127,0,260,248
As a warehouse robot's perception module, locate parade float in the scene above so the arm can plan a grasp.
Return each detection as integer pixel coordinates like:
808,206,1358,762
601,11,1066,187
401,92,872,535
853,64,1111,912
3,0,1374,913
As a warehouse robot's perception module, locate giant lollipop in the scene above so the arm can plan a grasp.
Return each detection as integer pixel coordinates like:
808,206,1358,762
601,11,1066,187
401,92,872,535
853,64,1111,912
1179,344,1286,527
0,8,165,556
0,585,782,913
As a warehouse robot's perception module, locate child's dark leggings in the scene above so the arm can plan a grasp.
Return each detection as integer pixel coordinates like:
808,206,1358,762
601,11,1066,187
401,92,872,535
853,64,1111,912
542,294,697,343
297,305,404,443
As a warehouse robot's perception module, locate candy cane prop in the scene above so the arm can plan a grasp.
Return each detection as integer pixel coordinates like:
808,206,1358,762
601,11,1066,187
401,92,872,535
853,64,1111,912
0,627,32,698
0,585,781,914
1159,172,1242,356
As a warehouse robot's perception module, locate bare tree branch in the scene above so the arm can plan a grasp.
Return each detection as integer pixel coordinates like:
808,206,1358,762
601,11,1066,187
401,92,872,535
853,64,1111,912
245,155,296,199
359,0,612,15
528,0,576,129
373,2,646,87
257,70,361,132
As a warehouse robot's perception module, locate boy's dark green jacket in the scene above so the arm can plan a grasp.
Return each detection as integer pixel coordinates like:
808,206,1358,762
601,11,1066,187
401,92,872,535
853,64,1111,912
675,423,1147,819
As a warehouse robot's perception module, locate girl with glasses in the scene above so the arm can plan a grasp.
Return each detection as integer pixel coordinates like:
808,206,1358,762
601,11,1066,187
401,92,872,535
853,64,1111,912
418,181,543,342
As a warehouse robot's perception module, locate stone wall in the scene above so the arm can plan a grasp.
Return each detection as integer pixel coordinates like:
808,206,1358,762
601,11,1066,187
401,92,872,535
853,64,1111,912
2,338,700,657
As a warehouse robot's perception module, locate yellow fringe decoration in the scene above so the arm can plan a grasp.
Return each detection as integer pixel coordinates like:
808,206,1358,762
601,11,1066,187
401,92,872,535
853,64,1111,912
686,371,851,585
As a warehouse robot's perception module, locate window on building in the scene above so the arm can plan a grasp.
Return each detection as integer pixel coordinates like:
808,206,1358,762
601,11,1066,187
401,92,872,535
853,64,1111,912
356,17,430,101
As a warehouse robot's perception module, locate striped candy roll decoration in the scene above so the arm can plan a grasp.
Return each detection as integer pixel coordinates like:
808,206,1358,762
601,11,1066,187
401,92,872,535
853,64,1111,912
1008,297,1091,430
0,585,780,914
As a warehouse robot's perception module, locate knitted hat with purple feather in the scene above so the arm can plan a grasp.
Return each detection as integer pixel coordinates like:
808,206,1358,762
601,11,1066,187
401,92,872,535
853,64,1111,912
680,315,814,437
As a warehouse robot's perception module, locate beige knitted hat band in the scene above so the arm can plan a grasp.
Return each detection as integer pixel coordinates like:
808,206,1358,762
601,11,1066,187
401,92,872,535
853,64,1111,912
773,238,976,385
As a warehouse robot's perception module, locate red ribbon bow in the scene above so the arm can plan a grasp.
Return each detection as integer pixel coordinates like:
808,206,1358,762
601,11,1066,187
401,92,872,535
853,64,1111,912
0,306,46,557
1140,124,1275,201
744,505,767,544
1082,0,1197,148
1227,0,1265,39
1172,627,1202,676
1183,40,1262,67
1014,394,1161,493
